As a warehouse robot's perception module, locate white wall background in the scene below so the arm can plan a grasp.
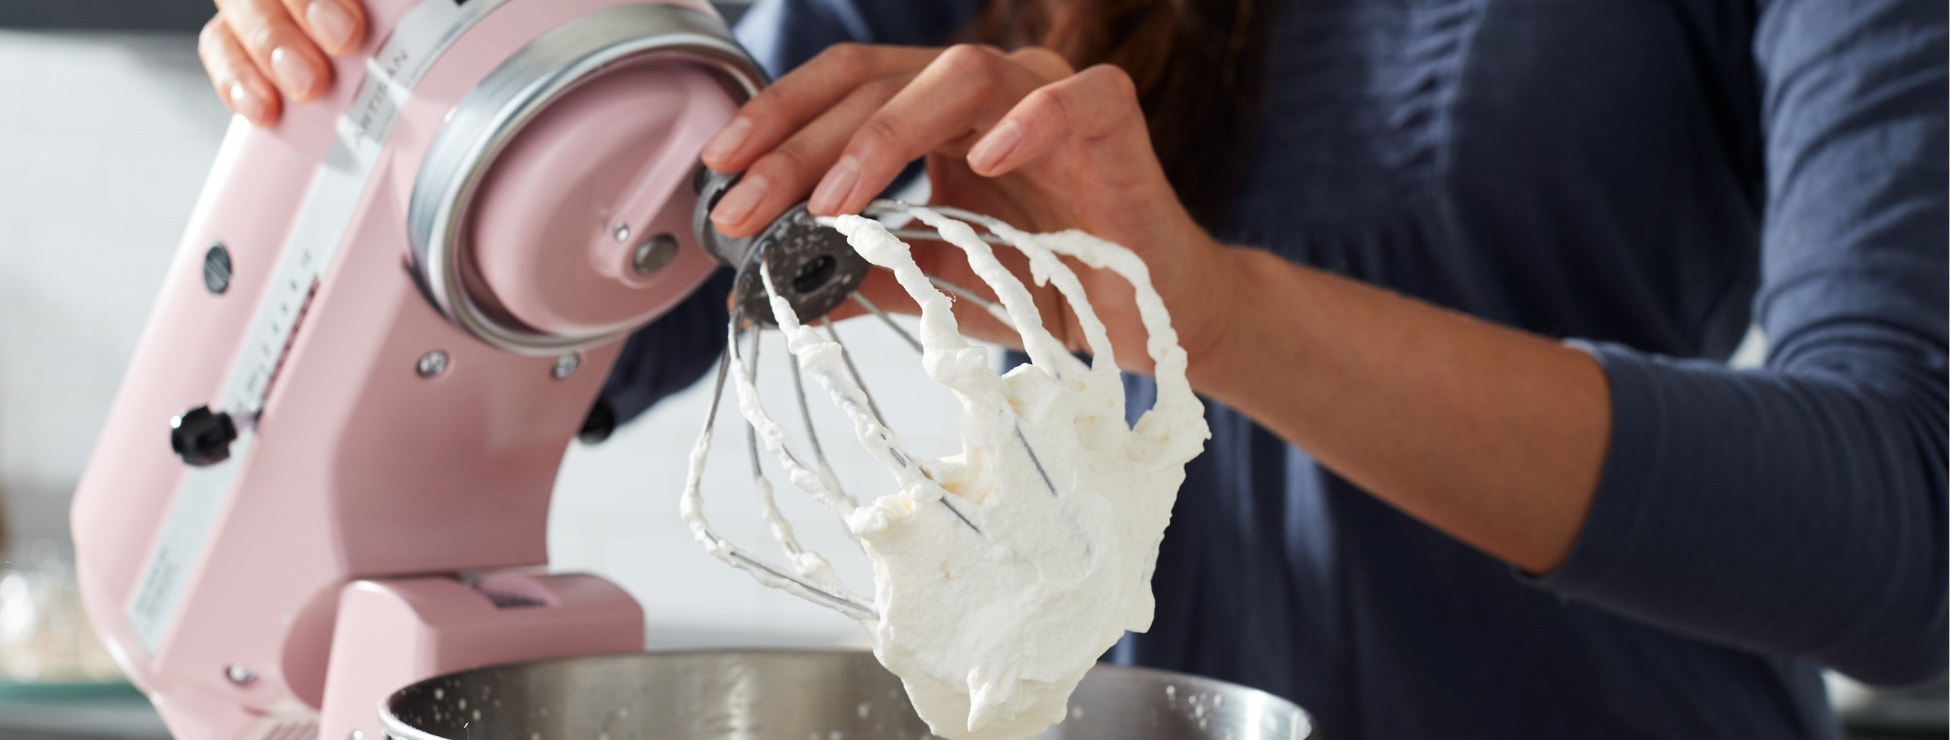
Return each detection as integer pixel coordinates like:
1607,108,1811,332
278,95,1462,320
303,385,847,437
0,33,217,542
0,30,970,648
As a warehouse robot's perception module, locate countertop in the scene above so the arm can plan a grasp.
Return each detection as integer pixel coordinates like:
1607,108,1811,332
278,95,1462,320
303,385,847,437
3,680,1939,740
0,696,168,740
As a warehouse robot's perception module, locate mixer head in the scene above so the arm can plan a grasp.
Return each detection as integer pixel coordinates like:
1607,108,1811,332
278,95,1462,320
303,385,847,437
405,9,768,357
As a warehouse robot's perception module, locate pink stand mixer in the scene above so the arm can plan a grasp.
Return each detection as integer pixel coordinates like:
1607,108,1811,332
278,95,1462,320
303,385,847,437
67,1,870,736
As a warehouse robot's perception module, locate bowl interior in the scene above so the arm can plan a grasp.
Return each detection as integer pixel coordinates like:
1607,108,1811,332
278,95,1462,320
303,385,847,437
381,649,1313,740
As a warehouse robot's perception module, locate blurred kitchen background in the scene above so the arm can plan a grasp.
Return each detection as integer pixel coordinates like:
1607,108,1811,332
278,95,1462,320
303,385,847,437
0,2,1942,738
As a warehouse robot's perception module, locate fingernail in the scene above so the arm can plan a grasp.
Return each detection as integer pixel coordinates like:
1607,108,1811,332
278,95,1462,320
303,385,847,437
270,46,317,97
228,82,266,122
809,156,860,214
968,120,1022,172
306,1,357,53
702,116,751,164
711,173,768,225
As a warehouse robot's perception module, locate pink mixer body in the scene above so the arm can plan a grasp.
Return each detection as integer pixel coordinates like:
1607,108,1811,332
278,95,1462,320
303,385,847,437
69,0,760,736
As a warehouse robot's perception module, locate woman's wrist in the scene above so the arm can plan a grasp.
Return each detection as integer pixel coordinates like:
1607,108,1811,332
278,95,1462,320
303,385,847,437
1171,243,1610,571
1183,246,1296,402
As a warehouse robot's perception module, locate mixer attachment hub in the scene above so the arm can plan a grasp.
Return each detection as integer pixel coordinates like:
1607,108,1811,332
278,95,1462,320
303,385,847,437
735,208,870,326
694,169,870,326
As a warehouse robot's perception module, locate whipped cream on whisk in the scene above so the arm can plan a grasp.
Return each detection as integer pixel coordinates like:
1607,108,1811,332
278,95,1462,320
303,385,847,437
690,205,1208,739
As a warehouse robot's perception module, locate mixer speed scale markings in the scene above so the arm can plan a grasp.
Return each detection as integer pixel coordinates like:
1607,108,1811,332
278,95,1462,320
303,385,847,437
130,0,514,656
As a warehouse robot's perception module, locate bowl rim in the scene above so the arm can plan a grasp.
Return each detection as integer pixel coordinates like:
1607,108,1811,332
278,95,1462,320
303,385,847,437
376,647,1315,740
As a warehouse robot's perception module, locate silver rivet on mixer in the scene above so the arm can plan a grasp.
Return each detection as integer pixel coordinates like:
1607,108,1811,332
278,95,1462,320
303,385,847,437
348,731,364,740
632,233,680,276
416,350,449,378
612,223,631,243
552,352,580,379
224,664,255,686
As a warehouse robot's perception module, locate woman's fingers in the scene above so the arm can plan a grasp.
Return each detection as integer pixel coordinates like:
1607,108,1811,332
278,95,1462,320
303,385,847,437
214,0,333,102
1003,46,1074,82
710,75,910,236
701,43,941,173
809,44,1051,216
200,17,282,125
280,0,366,57
200,0,364,124
968,64,1146,177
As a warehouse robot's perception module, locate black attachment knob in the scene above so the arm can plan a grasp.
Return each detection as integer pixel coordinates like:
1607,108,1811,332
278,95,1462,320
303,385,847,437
734,206,869,327
170,405,238,466
692,168,870,326
578,396,617,445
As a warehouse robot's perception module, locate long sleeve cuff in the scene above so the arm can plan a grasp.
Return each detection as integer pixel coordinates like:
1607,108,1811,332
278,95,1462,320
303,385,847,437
1527,340,1946,686
1531,340,1674,595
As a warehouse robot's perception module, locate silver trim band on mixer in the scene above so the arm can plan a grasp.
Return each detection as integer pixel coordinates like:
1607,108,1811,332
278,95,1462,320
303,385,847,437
407,3,767,355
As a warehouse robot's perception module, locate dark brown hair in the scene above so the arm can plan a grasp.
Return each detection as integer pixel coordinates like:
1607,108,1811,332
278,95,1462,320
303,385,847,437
964,0,1267,224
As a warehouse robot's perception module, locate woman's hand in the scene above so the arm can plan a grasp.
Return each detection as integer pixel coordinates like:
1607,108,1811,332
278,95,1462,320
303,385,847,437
199,0,368,125
702,43,1247,375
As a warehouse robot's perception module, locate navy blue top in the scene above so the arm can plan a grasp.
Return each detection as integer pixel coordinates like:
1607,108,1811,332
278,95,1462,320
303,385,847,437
601,1,1949,736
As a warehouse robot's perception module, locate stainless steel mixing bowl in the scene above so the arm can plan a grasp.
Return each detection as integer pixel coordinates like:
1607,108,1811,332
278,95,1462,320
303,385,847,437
380,649,1314,739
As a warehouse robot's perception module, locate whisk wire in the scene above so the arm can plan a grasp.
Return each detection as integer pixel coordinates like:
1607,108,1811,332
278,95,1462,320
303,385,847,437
850,292,922,353
787,335,847,501
758,264,984,538
929,275,1014,326
687,203,1102,624
821,320,887,426
680,324,878,621
742,327,765,475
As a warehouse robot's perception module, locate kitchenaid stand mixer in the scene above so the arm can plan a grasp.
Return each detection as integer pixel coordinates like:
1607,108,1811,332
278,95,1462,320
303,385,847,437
60,2,874,737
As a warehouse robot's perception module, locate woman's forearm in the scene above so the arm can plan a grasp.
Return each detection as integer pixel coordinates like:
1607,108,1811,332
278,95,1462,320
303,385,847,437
1192,247,1614,573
